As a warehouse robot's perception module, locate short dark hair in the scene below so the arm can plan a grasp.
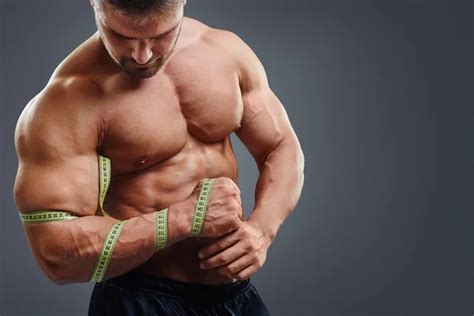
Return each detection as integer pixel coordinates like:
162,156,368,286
102,0,181,15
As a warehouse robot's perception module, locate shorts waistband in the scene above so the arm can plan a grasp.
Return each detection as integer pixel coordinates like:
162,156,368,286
104,269,251,304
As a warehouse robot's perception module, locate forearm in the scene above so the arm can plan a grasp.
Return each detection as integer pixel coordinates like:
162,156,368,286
25,202,187,285
248,138,305,241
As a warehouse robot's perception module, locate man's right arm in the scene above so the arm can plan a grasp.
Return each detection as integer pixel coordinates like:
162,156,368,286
14,78,243,285
13,78,191,285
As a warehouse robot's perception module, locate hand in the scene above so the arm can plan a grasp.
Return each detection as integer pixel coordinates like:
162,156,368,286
183,177,244,239
197,221,271,281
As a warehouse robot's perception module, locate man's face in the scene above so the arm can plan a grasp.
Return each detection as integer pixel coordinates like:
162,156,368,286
94,2,184,79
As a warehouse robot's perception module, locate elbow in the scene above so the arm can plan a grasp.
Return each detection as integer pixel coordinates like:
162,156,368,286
43,259,83,285
40,257,70,285
50,274,70,286
38,243,78,285
25,220,87,285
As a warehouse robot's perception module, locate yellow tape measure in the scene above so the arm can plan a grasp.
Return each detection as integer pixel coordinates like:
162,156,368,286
155,208,168,250
90,220,127,282
98,155,111,217
190,178,214,236
18,210,78,223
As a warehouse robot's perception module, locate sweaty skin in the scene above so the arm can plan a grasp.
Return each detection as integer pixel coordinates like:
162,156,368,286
14,14,304,285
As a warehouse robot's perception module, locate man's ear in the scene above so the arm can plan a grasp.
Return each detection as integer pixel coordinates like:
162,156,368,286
183,0,187,7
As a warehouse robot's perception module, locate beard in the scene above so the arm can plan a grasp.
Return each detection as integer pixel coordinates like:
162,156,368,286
119,57,166,79
118,21,182,80
97,14,184,80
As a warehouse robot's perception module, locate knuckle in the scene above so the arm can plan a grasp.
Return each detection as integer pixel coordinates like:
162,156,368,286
243,241,253,251
217,240,227,249
232,212,240,221
225,188,234,197
223,181,235,192
228,265,237,274
231,218,241,229
219,255,228,264
242,226,251,238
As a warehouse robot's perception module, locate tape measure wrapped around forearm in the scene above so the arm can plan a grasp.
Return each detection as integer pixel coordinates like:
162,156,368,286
90,220,127,283
155,208,168,251
18,157,184,282
17,155,119,283
190,178,214,236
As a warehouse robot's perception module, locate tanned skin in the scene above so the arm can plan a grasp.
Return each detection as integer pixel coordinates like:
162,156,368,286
13,1,304,285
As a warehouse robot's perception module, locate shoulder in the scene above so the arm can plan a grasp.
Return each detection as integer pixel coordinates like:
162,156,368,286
18,75,101,126
200,24,249,60
198,25,267,91
15,76,102,161
184,16,257,66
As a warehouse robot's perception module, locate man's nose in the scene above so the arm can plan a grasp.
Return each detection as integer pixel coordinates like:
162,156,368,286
131,40,153,65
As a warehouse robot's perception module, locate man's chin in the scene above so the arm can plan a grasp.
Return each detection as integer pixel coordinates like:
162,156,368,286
126,67,161,79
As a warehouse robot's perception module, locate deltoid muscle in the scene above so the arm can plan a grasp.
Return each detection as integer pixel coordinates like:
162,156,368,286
18,156,215,283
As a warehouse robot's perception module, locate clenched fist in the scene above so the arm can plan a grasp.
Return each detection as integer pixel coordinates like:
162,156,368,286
168,177,244,244
187,177,243,238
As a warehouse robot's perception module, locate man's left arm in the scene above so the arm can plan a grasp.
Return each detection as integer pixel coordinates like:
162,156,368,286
198,31,305,280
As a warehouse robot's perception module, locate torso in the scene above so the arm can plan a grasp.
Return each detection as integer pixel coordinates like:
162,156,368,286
54,17,244,284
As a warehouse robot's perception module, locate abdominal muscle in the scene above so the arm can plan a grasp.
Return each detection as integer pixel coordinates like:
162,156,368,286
103,139,239,285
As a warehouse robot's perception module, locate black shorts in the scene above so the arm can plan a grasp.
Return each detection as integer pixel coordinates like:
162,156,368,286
88,269,270,315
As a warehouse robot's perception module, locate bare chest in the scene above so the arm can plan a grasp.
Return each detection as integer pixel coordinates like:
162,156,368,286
99,47,243,173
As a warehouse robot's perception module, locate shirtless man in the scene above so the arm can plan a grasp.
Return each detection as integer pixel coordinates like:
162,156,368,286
13,0,305,315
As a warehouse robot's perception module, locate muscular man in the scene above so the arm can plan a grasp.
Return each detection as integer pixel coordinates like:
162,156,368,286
13,0,304,315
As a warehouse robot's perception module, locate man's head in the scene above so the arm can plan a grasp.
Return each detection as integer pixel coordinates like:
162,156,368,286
92,0,186,79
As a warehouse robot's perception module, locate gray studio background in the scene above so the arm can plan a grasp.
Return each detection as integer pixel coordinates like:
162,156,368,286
0,0,472,315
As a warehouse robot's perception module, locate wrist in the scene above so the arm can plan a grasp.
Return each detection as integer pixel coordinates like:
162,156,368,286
247,213,281,243
166,200,191,246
